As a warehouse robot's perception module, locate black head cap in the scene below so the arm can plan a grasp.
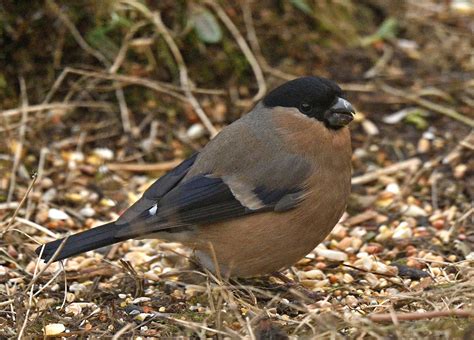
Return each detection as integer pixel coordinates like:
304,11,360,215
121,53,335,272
263,76,353,129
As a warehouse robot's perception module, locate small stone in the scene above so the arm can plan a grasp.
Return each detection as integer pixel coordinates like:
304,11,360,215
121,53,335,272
342,273,354,283
79,206,95,218
385,183,400,195
431,219,445,230
299,269,325,280
402,204,427,217
350,227,367,238
69,283,87,293
454,164,467,179
186,123,206,140
337,237,353,250
344,295,358,307
376,192,395,208
392,222,413,240
354,255,373,272
365,273,379,287
417,138,430,153
124,251,152,266
439,230,451,243
93,148,114,160
37,298,57,311
134,313,154,322
44,323,66,336
351,238,363,252
48,208,70,220
66,293,75,303
132,297,151,304
315,262,326,270
125,304,142,315
314,300,332,308
375,225,393,242
406,258,424,269
65,303,82,316
373,262,398,276
315,248,348,262
361,119,379,135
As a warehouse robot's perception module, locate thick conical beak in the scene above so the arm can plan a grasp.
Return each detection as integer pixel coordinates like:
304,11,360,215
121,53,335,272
325,97,356,127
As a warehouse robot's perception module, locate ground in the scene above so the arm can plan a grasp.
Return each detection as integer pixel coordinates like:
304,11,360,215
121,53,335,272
0,1,473,338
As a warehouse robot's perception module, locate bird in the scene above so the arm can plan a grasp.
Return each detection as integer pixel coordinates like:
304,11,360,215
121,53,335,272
36,76,355,278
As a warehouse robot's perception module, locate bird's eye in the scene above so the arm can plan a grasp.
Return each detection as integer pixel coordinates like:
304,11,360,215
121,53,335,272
300,102,312,113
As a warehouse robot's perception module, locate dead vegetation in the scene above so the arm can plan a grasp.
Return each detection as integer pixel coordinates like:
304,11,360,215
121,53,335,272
0,0,473,338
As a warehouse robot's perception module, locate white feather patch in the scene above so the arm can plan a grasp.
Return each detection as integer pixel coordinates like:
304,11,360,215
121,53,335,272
221,176,264,210
148,204,158,215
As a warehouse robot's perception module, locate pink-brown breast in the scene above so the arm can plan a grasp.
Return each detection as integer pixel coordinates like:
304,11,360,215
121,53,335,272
185,109,352,277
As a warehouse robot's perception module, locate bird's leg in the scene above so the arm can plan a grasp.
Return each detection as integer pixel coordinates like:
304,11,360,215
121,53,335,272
271,271,323,301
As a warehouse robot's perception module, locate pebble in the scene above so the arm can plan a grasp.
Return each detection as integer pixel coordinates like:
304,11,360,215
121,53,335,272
402,204,427,217
337,237,353,250
48,208,70,220
342,273,354,283
314,300,332,309
79,206,95,218
186,123,206,140
299,269,325,280
125,304,142,315
93,148,114,160
365,273,379,287
385,183,400,195
134,313,154,322
386,288,400,295
373,262,398,276
132,297,151,304
350,227,367,238
69,283,88,293
315,248,348,262
375,225,393,241
65,302,97,317
124,251,152,265
417,138,430,153
407,258,424,269
361,119,379,135
354,255,374,271
439,230,451,243
44,323,66,336
392,222,413,239
66,293,75,303
431,219,445,230
366,244,383,255
344,295,358,307
454,164,467,179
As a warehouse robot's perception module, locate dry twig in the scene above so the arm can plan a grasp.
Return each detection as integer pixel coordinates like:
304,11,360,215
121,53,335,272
106,159,183,172
206,0,267,104
352,158,422,185
369,309,474,323
380,83,474,128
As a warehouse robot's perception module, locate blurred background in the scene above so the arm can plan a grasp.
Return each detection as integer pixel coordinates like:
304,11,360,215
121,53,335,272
0,0,473,338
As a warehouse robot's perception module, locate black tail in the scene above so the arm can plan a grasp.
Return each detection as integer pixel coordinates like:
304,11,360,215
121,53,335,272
35,221,129,262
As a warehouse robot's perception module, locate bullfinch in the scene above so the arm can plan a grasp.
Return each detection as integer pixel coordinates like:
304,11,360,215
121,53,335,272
36,76,355,277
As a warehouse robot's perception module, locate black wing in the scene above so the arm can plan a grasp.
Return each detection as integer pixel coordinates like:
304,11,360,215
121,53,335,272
115,173,304,238
115,153,198,225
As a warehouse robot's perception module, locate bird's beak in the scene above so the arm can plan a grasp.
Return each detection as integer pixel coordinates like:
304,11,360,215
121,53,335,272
325,97,356,127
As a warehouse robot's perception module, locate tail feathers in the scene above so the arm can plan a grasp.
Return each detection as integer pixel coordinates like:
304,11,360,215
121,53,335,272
35,221,128,262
